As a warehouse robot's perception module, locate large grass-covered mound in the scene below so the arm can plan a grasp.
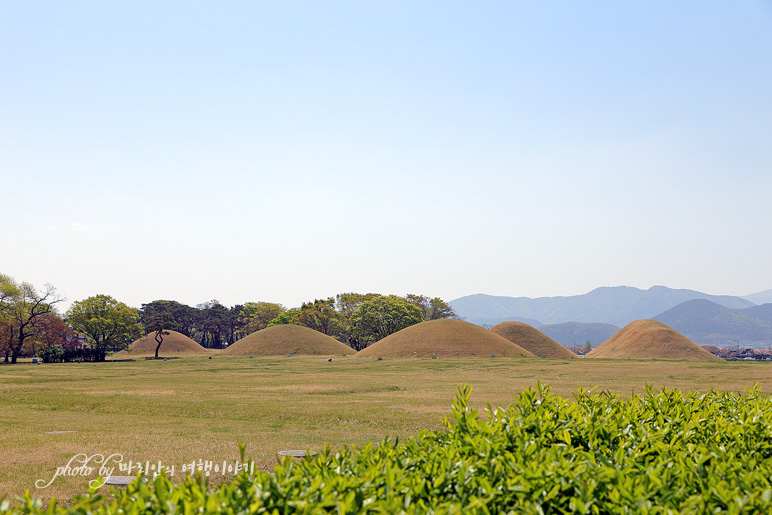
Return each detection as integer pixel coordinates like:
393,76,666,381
356,319,535,358
585,319,719,360
120,330,207,356
490,321,578,359
223,324,353,356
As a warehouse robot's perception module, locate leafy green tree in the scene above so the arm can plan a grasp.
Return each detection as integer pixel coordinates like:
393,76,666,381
0,273,18,362
195,300,231,348
350,295,423,350
268,309,301,327
335,293,381,348
0,274,63,363
0,273,20,305
238,302,286,339
225,304,244,346
406,294,458,320
336,293,380,317
66,295,143,359
139,300,194,336
298,297,338,335
582,340,592,353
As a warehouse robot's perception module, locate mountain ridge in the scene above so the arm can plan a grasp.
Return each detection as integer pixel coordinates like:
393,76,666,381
743,289,772,305
653,299,772,347
450,286,756,328
537,321,619,349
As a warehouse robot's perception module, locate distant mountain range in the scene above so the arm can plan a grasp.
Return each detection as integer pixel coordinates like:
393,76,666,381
538,322,619,349
743,289,772,305
450,286,758,328
654,300,772,347
744,303,772,325
450,286,772,348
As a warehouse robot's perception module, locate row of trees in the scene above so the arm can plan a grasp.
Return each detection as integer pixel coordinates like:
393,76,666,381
1,272,458,363
1,277,142,363
139,293,457,351
139,299,261,348
287,294,456,350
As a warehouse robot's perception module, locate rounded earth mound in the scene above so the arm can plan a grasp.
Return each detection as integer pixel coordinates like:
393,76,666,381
490,321,578,359
585,319,719,361
122,330,207,356
223,324,353,356
356,319,536,358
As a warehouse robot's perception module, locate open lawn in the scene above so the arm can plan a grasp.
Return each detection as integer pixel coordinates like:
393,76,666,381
2,355,772,502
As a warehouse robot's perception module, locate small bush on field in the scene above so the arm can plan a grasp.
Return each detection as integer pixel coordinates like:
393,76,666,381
4,384,772,514
37,347,106,363
37,347,63,363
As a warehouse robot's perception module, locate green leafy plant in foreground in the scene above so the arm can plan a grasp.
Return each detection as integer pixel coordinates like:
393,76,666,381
4,384,772,514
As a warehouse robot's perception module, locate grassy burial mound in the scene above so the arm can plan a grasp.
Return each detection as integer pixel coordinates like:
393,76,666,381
356,319,536,358
223,324,353,356
121,330,207,356
585,319,720,361
490,321,578,359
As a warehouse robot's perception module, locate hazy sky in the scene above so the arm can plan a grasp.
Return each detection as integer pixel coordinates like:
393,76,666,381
2,1,771,310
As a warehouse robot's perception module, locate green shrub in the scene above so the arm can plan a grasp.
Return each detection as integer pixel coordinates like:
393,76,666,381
4,384,772,513
36,347,106,363
67,347,105,362
37,347,63,363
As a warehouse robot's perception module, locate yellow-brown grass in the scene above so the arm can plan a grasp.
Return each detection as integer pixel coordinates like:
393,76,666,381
490,321,579,359
118,330,207,356
4,354,771,502
223,324,353,356
356,319,536,358
585,319,719,361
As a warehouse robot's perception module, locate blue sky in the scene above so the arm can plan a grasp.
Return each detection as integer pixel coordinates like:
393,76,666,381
2,1,771,310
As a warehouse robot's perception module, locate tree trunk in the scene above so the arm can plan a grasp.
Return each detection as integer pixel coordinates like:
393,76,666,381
3,333,10,363
154,329,164,359
11,329,26,364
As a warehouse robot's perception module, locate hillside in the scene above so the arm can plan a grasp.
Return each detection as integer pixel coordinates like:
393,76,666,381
742,303,772,325
120,330,207,356
223,325,353,356
537,322,619,348
585,320,719,361
743,289,772,305
654,300,772,347
355,319,535,358
489,322,578,358
451,286,754,327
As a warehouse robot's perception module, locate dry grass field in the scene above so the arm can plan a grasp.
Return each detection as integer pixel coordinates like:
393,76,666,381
2,354,771,502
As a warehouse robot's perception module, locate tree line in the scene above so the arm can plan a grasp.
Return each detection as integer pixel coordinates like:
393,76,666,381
138,292,457,351
1,272,457,363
